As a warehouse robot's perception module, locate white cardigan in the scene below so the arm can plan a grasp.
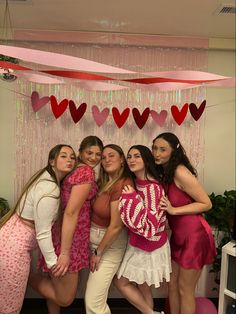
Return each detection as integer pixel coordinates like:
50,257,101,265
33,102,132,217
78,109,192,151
17,170,59,268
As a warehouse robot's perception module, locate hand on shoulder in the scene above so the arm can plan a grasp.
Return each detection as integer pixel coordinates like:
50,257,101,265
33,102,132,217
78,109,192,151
122,185,134,194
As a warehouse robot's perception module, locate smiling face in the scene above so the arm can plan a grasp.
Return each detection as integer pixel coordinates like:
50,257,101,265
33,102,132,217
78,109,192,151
79,145,102,168
152,138,173,167
101,147,124,178
127,148,145,179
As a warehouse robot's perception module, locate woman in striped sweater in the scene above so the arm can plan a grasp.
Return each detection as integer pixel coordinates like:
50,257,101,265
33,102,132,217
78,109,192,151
114,145,171,314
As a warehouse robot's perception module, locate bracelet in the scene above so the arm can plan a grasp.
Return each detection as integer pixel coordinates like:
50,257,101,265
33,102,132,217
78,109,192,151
92,248,102,257
60,251,70,256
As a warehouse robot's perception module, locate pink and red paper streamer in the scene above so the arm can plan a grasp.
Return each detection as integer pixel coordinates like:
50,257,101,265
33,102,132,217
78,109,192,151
0,45,235,91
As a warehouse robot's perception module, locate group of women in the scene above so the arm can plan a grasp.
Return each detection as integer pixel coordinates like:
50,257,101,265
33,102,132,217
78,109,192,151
0,133,216,314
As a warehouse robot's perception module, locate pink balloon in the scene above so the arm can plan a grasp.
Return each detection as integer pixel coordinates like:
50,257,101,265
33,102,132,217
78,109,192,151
195,297,217,314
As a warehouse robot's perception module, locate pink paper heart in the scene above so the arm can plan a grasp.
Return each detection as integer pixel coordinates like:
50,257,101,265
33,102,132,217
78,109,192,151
92,105,110,127
31,91,50,112
150,110,168,127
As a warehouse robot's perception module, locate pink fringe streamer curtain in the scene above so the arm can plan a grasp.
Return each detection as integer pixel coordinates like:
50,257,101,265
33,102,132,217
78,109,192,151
14,41,207,200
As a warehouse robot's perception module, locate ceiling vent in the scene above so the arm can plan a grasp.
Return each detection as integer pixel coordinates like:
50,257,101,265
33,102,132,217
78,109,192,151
214,3,236,15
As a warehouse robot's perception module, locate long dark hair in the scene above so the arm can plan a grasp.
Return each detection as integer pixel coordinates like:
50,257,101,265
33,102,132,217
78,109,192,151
152,132,197,184
127,145,161,182
0,144,74,228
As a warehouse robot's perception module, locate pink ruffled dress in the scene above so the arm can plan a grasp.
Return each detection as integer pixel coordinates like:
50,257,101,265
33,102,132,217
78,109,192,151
39,164,97,272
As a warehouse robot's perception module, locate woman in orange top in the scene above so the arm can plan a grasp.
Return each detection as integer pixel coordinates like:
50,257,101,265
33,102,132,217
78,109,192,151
85,144,133,314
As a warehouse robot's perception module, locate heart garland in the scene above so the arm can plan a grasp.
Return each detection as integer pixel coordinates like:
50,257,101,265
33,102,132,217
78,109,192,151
30,92,206,127
132,108,150,129
189,100,206,121
92,105,110,126
112,107,130,128
171,103,189,125
31,91,50,112
50,95,69,119
150,110,168,127
69,101,87,123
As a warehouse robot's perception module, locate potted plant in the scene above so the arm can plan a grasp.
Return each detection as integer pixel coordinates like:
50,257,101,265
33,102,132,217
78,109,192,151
204,190,236,286
0,54,19,64
0,197,10,219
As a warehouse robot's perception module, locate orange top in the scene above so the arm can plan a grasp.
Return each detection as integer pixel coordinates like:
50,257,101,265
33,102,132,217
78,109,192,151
91,177,133,227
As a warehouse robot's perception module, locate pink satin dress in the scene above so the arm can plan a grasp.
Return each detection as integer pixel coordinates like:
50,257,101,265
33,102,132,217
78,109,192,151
167,181,216,269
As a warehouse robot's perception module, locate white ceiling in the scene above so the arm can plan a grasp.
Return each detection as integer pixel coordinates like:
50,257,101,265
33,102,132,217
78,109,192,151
0,0,235,40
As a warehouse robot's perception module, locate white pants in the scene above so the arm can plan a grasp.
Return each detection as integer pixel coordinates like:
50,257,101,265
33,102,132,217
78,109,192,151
85,225,127,314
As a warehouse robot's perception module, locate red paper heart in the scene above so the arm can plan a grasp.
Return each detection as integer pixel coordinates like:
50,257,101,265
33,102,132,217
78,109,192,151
171,103,188,125
31,91,50,112
189,100,206,121
69,101,87,123
150,110,168,127
112,107,130,128
50,95,69,119
92,105,109,127
132,108,150,129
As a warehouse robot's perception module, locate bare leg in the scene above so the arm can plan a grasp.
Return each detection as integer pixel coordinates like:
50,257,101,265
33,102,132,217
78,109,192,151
47,299,60,314
179,267,202,314
28,272,78,307
29,272,57,302
114,276,154,314
168,260,180,314
137,283,153,309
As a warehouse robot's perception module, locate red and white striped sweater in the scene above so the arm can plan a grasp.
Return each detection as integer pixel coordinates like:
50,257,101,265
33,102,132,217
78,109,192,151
119,178,168,252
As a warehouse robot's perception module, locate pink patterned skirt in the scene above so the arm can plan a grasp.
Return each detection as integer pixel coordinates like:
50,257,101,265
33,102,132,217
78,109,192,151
0,214,37,314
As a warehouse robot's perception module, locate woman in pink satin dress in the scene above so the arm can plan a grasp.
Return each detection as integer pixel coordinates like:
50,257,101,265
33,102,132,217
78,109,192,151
152,132,216,314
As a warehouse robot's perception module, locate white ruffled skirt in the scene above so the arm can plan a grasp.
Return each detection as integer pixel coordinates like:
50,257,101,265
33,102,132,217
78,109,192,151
117,240,172,288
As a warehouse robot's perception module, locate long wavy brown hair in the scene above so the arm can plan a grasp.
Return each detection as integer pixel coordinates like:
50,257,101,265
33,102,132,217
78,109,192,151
0,144,75,228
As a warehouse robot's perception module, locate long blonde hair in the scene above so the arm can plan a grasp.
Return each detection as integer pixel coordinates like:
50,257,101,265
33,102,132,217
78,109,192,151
0,144,75,228
98,144,132,194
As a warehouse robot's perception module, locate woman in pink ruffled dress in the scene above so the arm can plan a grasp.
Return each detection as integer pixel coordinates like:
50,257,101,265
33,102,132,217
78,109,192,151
29,136,103,314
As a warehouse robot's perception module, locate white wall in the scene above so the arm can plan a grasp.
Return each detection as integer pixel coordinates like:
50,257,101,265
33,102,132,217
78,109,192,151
204,49,235,194
0,82,15,206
